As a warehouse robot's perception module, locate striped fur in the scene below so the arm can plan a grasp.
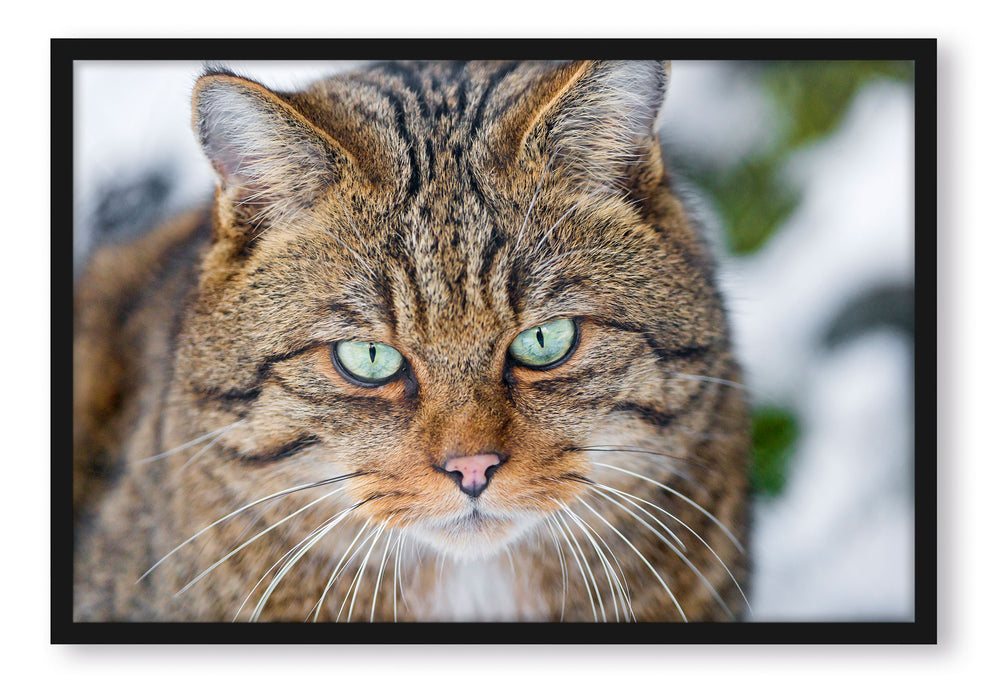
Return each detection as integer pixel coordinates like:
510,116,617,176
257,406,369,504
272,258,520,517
74,61,750,622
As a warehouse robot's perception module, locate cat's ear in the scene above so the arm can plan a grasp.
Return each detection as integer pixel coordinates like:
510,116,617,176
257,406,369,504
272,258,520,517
192,71,351,226
512,60,670,191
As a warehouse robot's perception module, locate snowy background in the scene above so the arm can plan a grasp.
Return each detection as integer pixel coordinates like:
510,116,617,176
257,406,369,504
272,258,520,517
72,59,916,622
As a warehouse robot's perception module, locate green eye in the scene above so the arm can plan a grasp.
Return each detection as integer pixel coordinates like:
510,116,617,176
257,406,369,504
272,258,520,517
333,341,405,385
508,318,578,369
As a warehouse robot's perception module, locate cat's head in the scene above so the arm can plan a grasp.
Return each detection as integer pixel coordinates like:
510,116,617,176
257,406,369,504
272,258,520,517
175,61,732,560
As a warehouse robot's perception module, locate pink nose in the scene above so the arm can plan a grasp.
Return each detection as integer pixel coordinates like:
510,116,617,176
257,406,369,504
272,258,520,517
442,453,503,498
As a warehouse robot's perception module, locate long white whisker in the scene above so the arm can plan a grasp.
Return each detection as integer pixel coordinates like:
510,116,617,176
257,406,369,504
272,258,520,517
673,372,748,391
338,523,387,622
175,428,231,475
591,481,751,614
578,480,686,551
371,526,396,623
513,155,554,253
235,506,353,621
394,533,407,621
558,504,619,621
566,494,637,622
173,485,349,596
584,482,730,617
568,495,687,622
543,519,568,621
138,473,359,583
558,502,631,622
591,461,744,553
504,547,517,580
346,517,392,622
572,444,696,479
548,512,596,622
134,420,245,465
534,186,608,251
551,510,605,622
313,519,373,622
437,552,447,588
252,505,360,623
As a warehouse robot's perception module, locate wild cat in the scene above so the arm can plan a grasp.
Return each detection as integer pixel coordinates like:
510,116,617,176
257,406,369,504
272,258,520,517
73,60,750,622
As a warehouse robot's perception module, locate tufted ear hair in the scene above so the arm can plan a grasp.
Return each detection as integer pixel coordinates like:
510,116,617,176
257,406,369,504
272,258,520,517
192,70,352,227
514,60,670,191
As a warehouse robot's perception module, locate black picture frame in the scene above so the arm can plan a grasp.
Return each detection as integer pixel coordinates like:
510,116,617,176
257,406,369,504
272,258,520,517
53,37,936,644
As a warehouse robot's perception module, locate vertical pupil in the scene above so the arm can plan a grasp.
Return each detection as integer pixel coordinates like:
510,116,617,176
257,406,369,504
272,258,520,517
536,327,545,348
368,343,376,363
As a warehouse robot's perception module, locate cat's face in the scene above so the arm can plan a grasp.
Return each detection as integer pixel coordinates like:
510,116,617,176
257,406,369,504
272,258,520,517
174,61,732,564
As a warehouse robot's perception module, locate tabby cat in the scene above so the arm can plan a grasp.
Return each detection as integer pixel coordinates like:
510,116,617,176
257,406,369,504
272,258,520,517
73,60,750,622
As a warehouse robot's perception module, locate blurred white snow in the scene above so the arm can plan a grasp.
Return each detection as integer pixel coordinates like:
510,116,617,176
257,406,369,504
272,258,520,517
664,66,915,621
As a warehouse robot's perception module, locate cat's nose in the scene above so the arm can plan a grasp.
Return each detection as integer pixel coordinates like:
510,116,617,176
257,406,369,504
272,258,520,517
440,453,503,498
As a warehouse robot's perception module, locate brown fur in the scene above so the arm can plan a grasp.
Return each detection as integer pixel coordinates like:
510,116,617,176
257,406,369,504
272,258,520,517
74,60,750,622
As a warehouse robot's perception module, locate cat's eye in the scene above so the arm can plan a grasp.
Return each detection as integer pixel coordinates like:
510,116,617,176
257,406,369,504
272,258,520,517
508,318,578,369
333,340,406,385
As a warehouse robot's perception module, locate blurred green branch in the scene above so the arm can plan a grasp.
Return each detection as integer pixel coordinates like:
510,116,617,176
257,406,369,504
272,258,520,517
675,60,914,256
750,405,801,497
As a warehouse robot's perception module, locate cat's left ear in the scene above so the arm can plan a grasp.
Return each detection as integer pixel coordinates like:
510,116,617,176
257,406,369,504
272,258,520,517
510,60,670,191
192,70,355,228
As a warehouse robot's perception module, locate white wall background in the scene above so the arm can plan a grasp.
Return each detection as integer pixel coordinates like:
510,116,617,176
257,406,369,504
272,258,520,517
10,4,980,692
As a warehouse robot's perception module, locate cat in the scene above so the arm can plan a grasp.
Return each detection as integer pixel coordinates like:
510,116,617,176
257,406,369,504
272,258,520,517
73,59,751,622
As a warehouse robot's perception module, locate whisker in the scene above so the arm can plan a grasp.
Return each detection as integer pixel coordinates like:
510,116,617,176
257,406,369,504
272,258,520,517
534,185,609,251
333,523,386,622
394,533,408,619
235,546,298,622
133,420,245,465
567,444,702,480
588,480,751,614
258,494,384,623
139,472,362,584
551,509,605,621
252,506,362,622
175,428,233,475
547,512,597,623
558,504,620,621
371,526,396,623
437,553,447,588
542,519,568,621
581,482,731,617
591,461,745,553
562,474,686,551
513,153,554,254
344,517,392,622
313,519,374,622
554,488,638,622
174,484,350,596
673,372,747,391
567,495,687,622
504,547,517,580
235,506,354,621
557,501,632,622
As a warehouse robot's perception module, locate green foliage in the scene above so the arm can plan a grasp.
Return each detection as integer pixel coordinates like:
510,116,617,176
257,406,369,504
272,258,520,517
749,405,800,497
761,61,914,151
675,60,913,256
690,154,800,256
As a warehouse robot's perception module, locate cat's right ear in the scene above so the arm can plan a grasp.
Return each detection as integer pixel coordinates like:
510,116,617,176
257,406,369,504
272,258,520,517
192,71,352,228
505,60,670,193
